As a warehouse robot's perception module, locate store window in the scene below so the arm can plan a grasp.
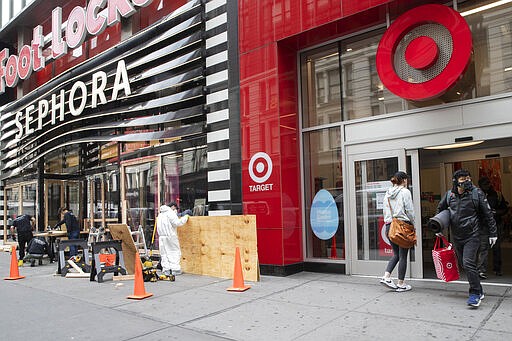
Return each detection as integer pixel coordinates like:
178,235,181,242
460,1,512,98
303,128,344,259
124,160,159,231
162,147,207,215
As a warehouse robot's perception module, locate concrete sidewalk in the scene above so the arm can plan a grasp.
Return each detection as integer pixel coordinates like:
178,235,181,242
1,250,511,341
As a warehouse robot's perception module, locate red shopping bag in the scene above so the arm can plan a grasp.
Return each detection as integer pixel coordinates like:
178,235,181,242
432,235,459,282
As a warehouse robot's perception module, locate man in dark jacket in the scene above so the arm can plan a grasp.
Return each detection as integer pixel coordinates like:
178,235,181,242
10,214,35,266
477,176,508,277
54,207,80,256
436,169,497,308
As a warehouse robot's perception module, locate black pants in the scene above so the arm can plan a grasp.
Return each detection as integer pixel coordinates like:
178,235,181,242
385,223,410,280
17,231,33,260
454,237,482,295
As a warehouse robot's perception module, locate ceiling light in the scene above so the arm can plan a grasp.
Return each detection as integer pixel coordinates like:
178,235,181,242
460,0,512,17
505,67,512,72
424,140,484,150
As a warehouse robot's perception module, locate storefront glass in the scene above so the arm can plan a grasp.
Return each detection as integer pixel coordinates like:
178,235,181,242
303,127,344,259
355,157,397,261
162,147,207,215
4,187,19,240
124,161,158,231
22,183,37,221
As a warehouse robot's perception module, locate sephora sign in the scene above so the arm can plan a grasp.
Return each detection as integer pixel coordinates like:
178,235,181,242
0,0,153,94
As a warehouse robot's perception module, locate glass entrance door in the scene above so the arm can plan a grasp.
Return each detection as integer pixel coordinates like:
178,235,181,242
347,149,422,277
45,180,82,230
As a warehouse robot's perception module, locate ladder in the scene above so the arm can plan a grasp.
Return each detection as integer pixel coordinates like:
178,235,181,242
131,225,148,257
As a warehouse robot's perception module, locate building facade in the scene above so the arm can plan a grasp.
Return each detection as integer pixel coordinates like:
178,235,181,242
2,0,512,280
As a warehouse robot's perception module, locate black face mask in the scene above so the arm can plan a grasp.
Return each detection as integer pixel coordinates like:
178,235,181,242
458,180,472,191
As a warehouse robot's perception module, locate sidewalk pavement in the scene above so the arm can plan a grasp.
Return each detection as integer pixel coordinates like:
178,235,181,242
1,250,511,341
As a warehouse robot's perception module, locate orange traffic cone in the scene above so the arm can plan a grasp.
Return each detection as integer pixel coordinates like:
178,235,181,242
227,247,250,292
127,252,153,300
4,245,24,280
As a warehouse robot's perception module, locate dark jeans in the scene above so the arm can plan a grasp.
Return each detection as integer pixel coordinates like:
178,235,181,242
385,224,410,280
454,237,482,295
17,231,33,260
67,230,80,256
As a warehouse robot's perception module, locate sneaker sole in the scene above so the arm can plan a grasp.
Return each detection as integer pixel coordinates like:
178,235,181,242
379,281,397,290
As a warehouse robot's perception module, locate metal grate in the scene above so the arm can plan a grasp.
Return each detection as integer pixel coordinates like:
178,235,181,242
394,23,453,83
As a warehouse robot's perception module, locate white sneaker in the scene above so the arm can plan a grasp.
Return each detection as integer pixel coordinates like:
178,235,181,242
396,284,412,292
379,277,397,289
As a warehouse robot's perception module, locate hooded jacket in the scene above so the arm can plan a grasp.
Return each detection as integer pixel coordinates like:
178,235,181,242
157,205,188,237
436,184,497,243
383,185,415,225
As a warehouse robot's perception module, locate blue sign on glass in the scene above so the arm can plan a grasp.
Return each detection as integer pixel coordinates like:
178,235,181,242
310,189,339,240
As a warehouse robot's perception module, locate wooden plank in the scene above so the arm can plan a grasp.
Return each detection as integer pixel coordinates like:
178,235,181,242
177,215,259,281
108,223,138,275
113,275,135,281
67,259,84,273
65,273,89,278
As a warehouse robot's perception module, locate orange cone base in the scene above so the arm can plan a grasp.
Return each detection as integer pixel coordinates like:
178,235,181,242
4,275,25,280
127,292,153,300
227,285,251,292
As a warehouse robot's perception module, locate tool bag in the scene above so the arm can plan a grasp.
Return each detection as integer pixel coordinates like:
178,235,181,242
432,235,459,282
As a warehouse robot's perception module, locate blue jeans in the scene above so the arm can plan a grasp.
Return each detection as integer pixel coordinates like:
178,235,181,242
385,224,410,280
67,230,80,256
454,237,482,295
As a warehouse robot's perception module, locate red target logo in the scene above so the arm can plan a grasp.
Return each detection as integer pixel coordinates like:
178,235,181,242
376,4,472,101
249,152,273,183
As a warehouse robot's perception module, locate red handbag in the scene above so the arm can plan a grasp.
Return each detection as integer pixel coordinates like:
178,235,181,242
432,235,459,282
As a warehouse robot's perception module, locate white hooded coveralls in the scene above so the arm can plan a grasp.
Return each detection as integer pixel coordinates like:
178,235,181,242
157,205,188,274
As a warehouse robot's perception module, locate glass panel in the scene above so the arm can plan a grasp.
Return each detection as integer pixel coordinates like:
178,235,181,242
124,161,158,231
301,44,342,128
460,1,512,98
341,32,404,119
304,127,344,259
355,158,397,261
106,172,120,219
47,182,62,229
5,187,19,240
22,183,37,225
162,147,208,214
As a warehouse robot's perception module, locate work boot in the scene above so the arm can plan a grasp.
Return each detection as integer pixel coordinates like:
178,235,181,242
159,274,175,281
18,260,23,267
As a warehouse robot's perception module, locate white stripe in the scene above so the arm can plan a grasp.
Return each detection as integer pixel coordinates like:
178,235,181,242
207,128,229,143
206,12,226,31
207,149,229,162
206,0,226,13
206,51,228,68
208,189,231,202
207,89,228,104
206,70,228,86
208,169,230,182
207,109,229,124
206,32,227,49
208,210,231,216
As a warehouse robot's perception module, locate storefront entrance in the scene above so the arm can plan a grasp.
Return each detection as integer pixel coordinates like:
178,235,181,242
419,138,512,284
347,149,423,277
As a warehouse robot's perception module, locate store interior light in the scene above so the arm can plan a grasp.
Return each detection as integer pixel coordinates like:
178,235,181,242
424,140,484,150
460,0,512,17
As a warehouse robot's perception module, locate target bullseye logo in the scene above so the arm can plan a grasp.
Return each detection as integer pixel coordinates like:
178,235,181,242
376,4,472,101
249,152,273,183
446,262,453,269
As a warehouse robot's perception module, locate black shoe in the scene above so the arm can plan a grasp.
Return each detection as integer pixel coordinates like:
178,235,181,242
495,271,503,276
479,272,487,279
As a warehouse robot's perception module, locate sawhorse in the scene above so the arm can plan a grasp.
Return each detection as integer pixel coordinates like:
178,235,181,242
57,239,91,276
90,240,127,283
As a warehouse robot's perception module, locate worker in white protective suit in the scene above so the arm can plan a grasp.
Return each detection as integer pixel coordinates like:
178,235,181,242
157,202,189,279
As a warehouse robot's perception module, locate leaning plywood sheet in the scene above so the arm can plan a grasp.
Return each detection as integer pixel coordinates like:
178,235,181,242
108,224,137,275
178,215,259,281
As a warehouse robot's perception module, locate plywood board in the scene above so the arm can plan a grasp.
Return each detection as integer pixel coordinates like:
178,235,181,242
108,224,137,275
177,215,259,282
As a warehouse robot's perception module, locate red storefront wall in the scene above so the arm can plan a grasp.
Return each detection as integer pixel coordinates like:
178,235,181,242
238,0,392,267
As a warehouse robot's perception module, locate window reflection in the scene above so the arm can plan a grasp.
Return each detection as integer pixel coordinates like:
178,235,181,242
303,128,344,259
